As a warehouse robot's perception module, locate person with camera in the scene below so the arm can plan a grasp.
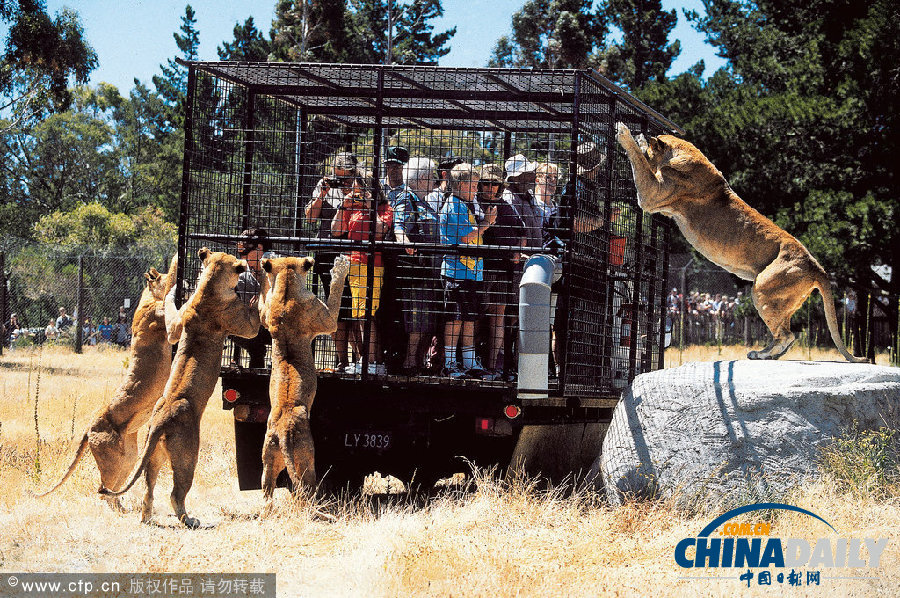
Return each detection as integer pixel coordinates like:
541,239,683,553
305,151,358,371
331,175,393,376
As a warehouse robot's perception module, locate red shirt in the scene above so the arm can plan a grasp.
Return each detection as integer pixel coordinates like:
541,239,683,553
338,201,393,266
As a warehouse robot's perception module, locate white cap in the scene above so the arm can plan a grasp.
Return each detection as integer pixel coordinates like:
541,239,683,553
504,154,536,180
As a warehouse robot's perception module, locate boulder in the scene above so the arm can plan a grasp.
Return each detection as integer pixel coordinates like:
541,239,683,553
595,360,900,506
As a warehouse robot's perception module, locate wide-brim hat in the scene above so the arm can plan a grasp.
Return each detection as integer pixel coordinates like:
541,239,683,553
504,154,537,180
384,146,409,165
479,164,505,184
576,141,606,174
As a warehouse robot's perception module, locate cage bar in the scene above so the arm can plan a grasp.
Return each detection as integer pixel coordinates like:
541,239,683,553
175,61,678,399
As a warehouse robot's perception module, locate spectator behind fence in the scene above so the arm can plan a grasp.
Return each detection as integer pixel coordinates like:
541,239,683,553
82,316,97,346
113,318,130,347
4,313,20,346
393,156,440,374
230,227,271,369
56,307,73,332
99,317,113,343
332,174,392,376
535,161,567,377
440,163,495,379
426,156,463,214
478,163,524,382
45,319,59,342
306,150,358,371
503,154,542,255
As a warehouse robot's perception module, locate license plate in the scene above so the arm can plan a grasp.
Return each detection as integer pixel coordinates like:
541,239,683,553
343,431,392,450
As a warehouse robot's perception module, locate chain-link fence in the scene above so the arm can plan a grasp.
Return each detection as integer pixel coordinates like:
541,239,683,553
665,254,897,362
1,240,173,355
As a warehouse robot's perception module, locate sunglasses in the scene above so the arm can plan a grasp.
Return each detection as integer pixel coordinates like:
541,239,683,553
237,243,258,255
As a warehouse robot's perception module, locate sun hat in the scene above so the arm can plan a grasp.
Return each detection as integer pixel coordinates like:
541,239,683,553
504,153,537,180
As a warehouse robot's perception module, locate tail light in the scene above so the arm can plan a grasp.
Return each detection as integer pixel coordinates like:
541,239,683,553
223,388,240,403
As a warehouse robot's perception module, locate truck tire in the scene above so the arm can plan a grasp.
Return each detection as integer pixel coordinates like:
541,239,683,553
507,423,609,487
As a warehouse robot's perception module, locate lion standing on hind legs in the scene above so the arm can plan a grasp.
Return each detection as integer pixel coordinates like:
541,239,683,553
36,256,178,510
257,254,349,516
615,122,867,363
100,248,261,528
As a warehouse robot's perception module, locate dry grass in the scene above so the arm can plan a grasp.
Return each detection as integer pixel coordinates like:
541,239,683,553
1,346,898,596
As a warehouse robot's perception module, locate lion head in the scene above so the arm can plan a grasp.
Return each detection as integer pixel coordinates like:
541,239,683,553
195,247,248,303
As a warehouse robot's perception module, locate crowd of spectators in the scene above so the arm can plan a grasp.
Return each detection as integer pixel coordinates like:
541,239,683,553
3,305,133,349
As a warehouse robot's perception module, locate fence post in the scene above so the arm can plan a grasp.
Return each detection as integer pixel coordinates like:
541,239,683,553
0,251,5,357
74,254,84,354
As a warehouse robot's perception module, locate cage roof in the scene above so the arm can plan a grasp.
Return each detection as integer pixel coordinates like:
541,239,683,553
179,60,683,134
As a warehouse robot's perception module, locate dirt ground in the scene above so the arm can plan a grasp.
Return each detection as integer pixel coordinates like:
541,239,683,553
1,345,897,597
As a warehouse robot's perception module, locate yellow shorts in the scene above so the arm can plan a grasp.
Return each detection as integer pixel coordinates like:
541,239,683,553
348,263,384,319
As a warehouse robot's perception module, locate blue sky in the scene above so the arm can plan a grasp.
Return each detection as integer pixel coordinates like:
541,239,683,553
35,0,726,94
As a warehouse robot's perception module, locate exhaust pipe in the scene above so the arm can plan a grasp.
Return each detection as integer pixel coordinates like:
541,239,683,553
517,254,560,399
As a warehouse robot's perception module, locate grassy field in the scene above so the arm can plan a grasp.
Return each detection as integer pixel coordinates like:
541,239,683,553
0,344,897,596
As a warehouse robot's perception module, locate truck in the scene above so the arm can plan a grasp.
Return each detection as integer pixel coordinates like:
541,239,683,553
173,61,679,492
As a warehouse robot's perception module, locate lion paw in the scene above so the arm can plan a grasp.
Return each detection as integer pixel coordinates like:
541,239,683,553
331,255,350,280
179,513,201,529
636,133,649,152
616,122,632,144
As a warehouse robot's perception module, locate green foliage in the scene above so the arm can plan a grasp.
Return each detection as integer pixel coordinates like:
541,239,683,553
270,0,350,62
604,0,680,89
488,0,606,68
218,17,271,61
819,423,900,500
1,0,97,128
33,202,176,254
684,0,898,314
152,4,200,129
270,0,455,64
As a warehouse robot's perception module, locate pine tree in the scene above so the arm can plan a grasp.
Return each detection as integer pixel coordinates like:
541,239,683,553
218,17,271,61
152,4,200,129
604,0,680,89
487,0,604,69
269,0,350,62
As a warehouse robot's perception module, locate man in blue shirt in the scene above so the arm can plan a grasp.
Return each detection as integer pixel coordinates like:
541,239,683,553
393,156,440,374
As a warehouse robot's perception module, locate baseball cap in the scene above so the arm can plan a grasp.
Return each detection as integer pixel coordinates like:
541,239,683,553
384,146,409,165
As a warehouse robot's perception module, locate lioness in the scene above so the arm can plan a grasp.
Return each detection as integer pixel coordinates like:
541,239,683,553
257,254,349,501
100,248,261,527
37,256,177,510
616,122,866,362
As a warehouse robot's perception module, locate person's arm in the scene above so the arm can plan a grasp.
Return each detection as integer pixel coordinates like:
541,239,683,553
305,180,329,221
393,195,416,253
460,205,497,244
330,200,351,237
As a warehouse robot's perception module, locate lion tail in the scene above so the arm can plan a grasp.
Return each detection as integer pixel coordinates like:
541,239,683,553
34,432,90,498
816,276,869,363
98,420,165,497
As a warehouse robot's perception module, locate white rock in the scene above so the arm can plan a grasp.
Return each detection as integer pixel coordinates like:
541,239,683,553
595,361,900,506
